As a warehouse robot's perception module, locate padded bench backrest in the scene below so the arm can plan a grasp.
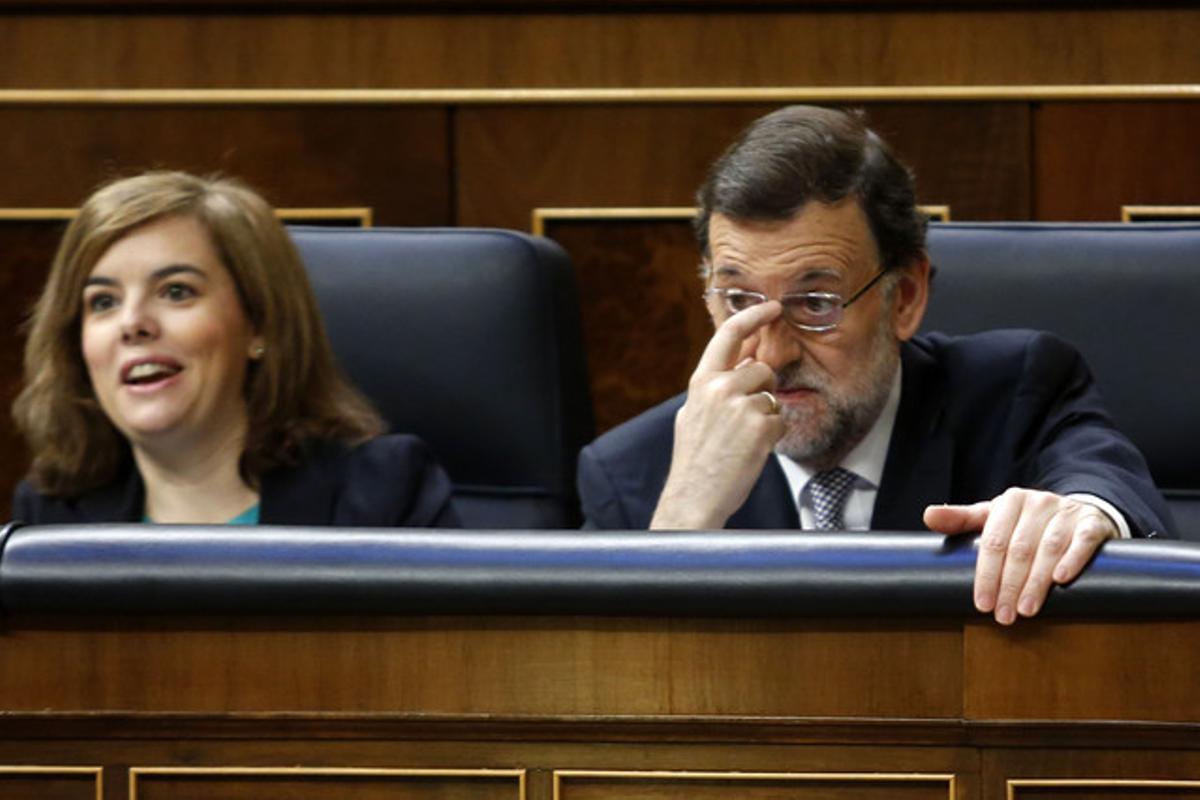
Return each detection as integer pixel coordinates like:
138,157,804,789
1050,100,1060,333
922,222,1200,537
291,227,594,529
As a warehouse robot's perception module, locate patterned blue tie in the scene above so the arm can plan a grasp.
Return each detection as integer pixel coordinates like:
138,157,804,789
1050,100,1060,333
808,467,857,531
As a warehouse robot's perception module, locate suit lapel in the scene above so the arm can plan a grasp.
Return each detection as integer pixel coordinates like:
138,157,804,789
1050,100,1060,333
872,340,955,530
728,456,800,529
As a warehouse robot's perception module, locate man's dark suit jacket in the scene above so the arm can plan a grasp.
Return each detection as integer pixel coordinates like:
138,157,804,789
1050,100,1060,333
578,330,1174,537
14,434,459,527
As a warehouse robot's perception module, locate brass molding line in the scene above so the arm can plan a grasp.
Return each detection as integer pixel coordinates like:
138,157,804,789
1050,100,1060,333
0,766,103,800
1121,204,1200,222
554,770,955,800
0,207,372,226
532,204,949,235
532,206,696,236
1008,778,1200,800
2,85,1199,106
129,767,526,800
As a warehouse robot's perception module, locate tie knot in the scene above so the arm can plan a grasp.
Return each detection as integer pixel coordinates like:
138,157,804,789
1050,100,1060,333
808,467,857,531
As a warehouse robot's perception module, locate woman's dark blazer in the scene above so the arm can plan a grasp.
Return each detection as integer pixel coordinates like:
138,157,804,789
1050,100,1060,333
12,435,459,527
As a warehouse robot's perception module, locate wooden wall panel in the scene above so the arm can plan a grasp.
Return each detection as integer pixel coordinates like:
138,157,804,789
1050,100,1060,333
130,769,522,800
0,616,963,717
457,103,1029,231
1,9,1199,89
1034,102,1200,220
986,749,1200,800
963,621,1200,722
545,217,705,433
0,107,450,221
456,105,773,231
555,771,954,800
0,768,100,800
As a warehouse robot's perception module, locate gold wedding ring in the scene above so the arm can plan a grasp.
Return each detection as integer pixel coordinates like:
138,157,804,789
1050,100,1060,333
758,390,781,415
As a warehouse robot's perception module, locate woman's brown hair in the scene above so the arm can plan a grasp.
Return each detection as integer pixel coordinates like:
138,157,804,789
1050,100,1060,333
13,170,384,496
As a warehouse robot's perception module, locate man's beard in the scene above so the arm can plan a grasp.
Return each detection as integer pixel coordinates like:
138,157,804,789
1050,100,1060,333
774,318,900,471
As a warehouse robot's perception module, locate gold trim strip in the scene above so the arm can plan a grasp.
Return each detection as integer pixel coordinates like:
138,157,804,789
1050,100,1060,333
277,207,374,227
130,767,526,800
0,208,373,226
1121,205,1200,222
0,766,103,800
532,206,695,236
554,769,955,800
533,204,950,235
0,208,76,220
1,85,1199,106
1008,777,1200,799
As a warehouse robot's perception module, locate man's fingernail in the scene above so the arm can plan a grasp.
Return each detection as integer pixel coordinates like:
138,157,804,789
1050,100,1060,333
996,604,1015,625
1018,596,1037,617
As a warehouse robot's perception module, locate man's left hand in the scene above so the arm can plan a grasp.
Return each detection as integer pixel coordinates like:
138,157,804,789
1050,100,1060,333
923,488,1118,624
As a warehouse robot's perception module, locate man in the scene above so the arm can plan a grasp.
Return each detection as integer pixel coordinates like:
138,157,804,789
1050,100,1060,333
577,105,1174,624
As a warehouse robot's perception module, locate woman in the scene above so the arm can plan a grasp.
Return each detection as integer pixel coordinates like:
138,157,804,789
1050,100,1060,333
12,171,458,527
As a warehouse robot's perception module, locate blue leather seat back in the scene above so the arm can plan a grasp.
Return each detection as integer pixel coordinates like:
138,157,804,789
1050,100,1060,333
923,222,1200,537
291,228,594,529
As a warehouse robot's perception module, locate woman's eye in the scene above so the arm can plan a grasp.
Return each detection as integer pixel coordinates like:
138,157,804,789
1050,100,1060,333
162,283,197,301
85,293,116,313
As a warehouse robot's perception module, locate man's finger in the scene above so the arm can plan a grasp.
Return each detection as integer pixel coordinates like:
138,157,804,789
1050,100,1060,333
694,300,783,375
1016,513,1073,618
973,490,1024,616
923,501,991,534
1053,510,1116,585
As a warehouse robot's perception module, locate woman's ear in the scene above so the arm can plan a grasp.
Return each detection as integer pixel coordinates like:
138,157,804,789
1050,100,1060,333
248,336,266,361
890,255,931,341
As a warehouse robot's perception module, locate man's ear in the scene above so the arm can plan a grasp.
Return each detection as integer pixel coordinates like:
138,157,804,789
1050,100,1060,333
890,255,931,341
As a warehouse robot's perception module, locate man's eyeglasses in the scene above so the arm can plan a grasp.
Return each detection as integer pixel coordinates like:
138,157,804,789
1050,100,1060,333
703,268,889,332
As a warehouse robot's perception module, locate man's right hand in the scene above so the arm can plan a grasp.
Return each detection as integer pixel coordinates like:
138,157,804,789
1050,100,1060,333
651,300,787,529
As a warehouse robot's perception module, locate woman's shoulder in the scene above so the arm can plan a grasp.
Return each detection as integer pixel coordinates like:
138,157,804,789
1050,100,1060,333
10,470,142,525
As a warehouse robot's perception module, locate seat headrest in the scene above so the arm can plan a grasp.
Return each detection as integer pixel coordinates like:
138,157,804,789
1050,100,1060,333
923,222,1200,492
291,227,594,528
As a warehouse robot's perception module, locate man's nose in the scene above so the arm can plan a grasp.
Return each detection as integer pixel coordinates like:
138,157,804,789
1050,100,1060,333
119,301,159,344
752,315,804,371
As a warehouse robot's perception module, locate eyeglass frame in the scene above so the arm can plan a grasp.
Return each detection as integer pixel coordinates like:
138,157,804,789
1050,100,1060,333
702,266,891,333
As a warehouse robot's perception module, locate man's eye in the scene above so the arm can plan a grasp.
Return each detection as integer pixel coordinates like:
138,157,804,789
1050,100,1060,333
726,292,763,312
795,294,839,315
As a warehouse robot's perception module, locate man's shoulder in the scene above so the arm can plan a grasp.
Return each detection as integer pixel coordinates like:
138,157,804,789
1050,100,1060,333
909,328,1085,386
577,394,685,529
583,393,685,464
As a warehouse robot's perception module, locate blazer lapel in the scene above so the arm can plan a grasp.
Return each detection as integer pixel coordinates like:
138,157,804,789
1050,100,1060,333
872,340,955,530
259,443,341,525
76,461,144,522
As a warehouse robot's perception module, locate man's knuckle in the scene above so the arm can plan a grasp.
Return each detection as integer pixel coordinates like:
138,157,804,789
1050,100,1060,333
1000,487,1027,503
1007,538,1036,563
980,534,1009,554
999,576,1026,595
1040,527,1072,553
